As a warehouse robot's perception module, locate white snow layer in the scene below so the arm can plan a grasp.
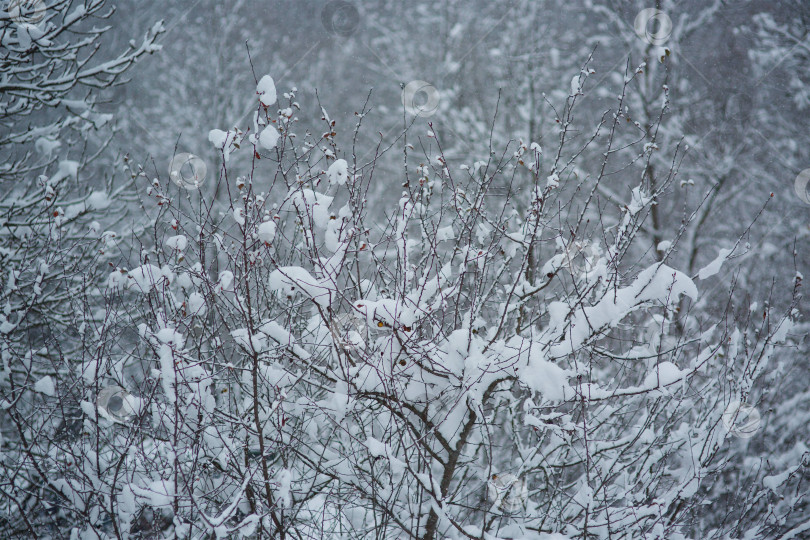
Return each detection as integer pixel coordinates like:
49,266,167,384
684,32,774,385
327,159,349,185
257,75,277,106
259,126,280,150
258,221,277,243
34,375,56,396
698,247,732,280
269,266,335,307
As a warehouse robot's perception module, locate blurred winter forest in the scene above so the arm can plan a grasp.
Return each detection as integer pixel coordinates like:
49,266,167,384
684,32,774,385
2,0,810,538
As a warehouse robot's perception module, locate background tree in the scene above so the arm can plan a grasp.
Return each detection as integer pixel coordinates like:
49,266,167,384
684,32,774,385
0,1,162,535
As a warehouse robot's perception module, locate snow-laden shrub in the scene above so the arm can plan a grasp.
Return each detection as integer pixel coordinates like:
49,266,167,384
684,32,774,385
16,67,802,539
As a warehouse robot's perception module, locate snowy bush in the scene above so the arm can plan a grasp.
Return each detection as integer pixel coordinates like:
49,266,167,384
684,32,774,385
48,69,800,540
